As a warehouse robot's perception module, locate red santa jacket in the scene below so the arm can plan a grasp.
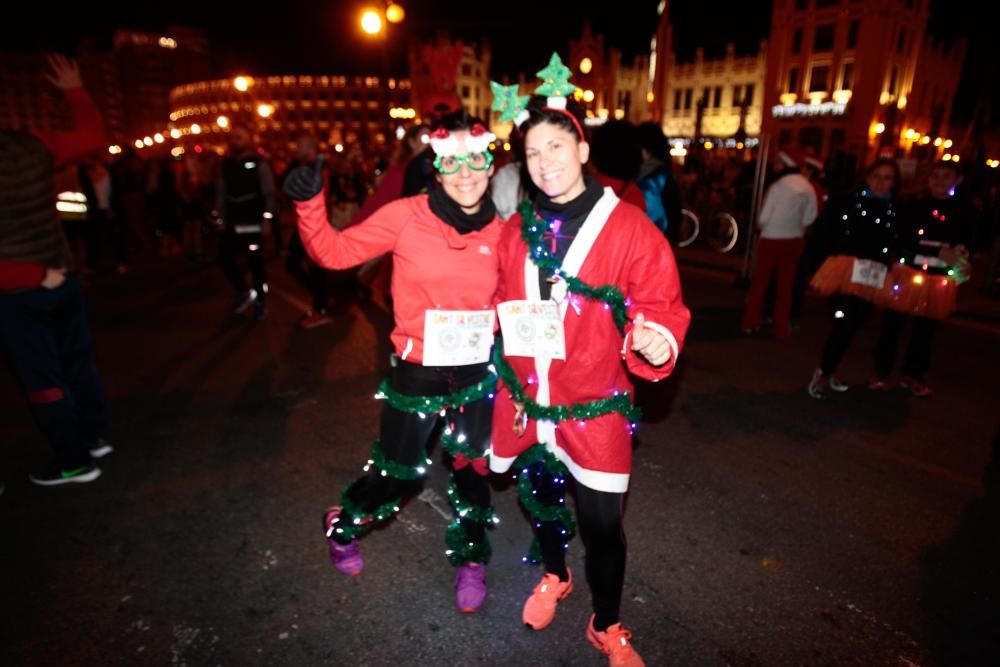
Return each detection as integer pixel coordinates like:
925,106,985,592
489,189,690,492
294,192,503,364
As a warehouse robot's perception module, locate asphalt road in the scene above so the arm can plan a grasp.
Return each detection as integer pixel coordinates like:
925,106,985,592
1,253,997,666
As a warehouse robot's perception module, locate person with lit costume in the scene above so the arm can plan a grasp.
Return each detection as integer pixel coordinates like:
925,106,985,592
488,55,690,667
807,158,901,399
283,110,503,612
867,160,974,397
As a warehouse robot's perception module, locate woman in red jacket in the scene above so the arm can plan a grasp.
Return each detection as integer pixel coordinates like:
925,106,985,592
489,57,690,666
283,111,502,613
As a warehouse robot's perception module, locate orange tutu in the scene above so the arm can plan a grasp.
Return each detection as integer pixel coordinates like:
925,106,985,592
872,265,958,319
809,255,885,303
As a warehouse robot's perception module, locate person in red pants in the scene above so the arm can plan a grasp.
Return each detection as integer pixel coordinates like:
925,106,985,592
742,146,818,338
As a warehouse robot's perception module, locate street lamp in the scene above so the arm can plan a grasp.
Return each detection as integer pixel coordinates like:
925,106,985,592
361,9,383,35
386,2,405,23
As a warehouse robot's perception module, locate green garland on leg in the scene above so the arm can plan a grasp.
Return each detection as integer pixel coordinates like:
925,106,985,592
329,440,431,541
513,444,577,564
445,476,497,565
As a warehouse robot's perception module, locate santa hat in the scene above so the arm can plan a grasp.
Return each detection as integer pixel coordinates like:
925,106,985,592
777,146,805,168
803,155,824,171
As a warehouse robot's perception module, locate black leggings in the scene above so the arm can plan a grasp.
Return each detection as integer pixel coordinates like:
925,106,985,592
820,295,875,376
333,359,493,550
529,463,626,631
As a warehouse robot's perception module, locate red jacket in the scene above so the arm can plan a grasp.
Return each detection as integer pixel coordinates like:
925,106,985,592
489,190,690,492
295,193,503,364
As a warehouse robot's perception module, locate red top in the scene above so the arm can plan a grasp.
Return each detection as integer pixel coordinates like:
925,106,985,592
295,192,504,364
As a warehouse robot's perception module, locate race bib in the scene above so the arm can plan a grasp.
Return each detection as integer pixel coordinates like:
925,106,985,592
497,300,566,360
850,259,887,289
421,310,495,367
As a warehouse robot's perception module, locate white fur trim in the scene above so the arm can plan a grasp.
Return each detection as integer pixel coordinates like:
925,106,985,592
514,110,530,127
465,132,496,154
546,96,567,110
430,135,459,157
400,338,414,361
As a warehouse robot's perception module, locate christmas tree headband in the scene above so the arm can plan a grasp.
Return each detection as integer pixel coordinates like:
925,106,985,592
428,123,496,157
490,52,585,140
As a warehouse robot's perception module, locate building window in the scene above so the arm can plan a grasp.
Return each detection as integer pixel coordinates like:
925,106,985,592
809,65,830,92
847,20,859,48
713,86,722,108
744,84,754,105
799,126,824,152
683,88,693,111
814,24,835,52
840,61,854,90
888,65,899,97
461,85,470,98
787,68,800,94
732,85,743,106
673,89,682,110
461,63,471,76
701,87,710,105
792,28,803,54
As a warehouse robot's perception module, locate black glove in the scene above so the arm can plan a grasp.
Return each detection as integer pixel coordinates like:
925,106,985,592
283,156,325,201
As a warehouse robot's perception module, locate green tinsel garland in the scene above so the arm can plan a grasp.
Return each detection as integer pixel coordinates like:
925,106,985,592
328,440,431,541
444,476,497,565
513,444,577,564
369,439,432,481
518,200,629,333
492,344,642,425
439,427,482,461
375,375,497,415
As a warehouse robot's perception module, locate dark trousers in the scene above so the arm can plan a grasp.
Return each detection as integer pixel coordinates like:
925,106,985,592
0,277,108,469
334,360,494,550
285,233,328,313
874,310,938,381
530,465,627,631
220,231,266,300
820,295,875,376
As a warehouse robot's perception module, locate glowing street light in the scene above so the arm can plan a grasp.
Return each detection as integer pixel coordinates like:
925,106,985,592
134,139,144,149
361,9,383,35
190,124,201,135
234,76,252,92
582,90,595,103
217,115,230,128
579,57,593,74
943,139,953,149
153,133,165,144
257,104,274,118
170,128,182,139
874,123,886,134
386,3,405,23
143,136,154,146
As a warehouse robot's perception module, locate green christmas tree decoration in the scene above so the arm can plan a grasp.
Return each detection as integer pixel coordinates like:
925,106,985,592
491,81,530,123
535,53,576,98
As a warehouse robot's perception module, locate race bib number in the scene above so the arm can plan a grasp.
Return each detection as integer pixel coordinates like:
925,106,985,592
422,310,495,367
850,259,887,289
497,300,566,360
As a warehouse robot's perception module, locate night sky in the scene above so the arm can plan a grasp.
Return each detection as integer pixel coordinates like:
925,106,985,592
5,0,996,125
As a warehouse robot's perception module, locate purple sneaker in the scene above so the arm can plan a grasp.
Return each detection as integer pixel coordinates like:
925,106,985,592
455,563,487,612
323,506,364,575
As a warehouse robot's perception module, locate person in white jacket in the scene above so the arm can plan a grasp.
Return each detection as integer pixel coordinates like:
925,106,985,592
741,146,818,338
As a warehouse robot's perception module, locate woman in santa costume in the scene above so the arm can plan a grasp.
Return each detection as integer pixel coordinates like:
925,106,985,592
488,56,690,667
283,111,502,612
